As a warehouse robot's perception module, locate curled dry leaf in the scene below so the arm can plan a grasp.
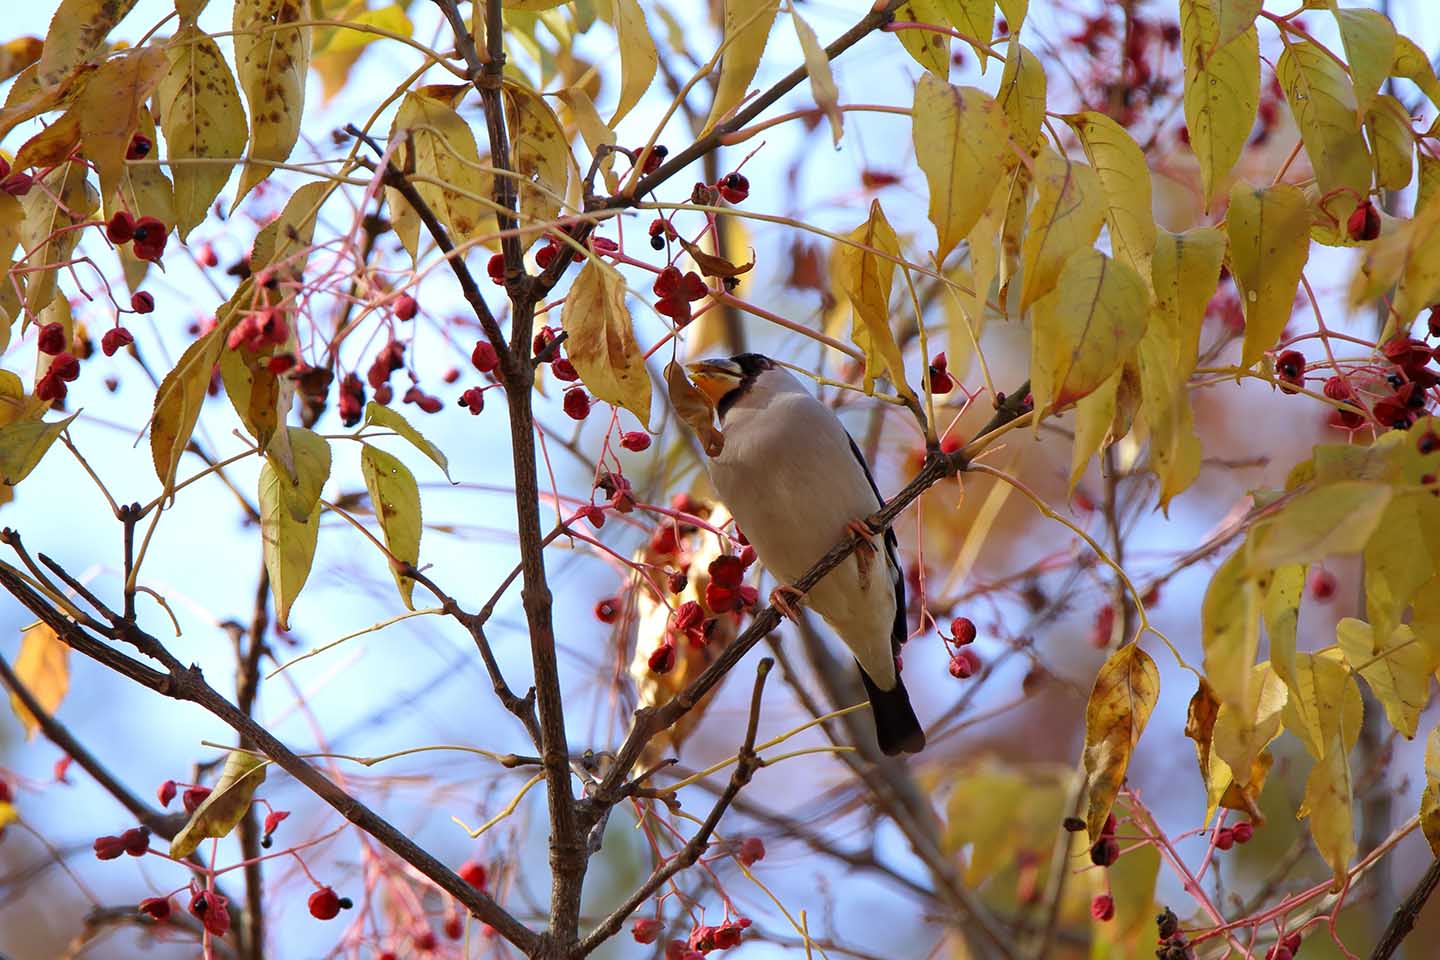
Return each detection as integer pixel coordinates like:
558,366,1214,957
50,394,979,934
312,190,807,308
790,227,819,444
678,235,754,279
1082,643,1160,841
169,751,268,858
666,361,723,457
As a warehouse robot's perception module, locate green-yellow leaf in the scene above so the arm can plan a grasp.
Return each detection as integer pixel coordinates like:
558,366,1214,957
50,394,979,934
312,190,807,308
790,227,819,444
259,454,321,630
1202,547,1261,709
1282,649,1362,761
1212,661,1287,799
1018,147,1105,311
1067,111,1155,279
891,0,950,79
1263,563,1305,691
1423,725,1440,855
8,623,68,738
1082,644,1160,841
938,0,994,68
1333,7,1396,115
996,41,1045,153
561,259,652,424
610,0,657,126
912,76,1010,263
1300,729,1355,892
835,200,913,399
1277,40,1372,226
1336,618,1440,739
219,339,283,452
158,25,248,239
1151,227,1227,373
251,180,329,281
1390,34,1440,115
793,10,841,146
1029,248,1147,417
1069,366,1120,490
1137,294,1204,508
267,426,330,523
361,402,452,480
36,0,140,87
169,751,267,858
1226,181,1311,369
1247,481,1392,571
151,325,226,493
995,0,1027,32
0,412,77,486
703,0,780,133
233,0,310,205
360,443,421,609
1365,95,1414,192
1213,0,1262,49
1180,1,1259,208
1364,494,1437,643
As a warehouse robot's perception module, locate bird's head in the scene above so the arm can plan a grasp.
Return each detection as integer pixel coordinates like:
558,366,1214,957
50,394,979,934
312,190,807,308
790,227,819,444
685,353,782,420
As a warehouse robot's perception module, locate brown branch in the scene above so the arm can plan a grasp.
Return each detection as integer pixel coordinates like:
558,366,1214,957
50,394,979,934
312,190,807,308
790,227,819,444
574,659,773,958
1370,854,1440,960
234,561,271,960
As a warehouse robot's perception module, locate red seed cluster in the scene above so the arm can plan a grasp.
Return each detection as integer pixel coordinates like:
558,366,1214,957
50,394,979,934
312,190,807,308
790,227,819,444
653,266,709,327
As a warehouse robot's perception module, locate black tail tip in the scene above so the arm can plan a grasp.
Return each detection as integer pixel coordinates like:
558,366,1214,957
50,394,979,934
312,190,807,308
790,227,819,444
860,667,926,756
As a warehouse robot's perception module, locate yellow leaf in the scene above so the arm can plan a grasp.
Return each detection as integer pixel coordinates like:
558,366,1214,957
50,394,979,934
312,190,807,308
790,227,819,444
1203,548,1262,710
835,199,913,399
1212,661,1287,797
561,259,652,424
793,10,841,146
13,111,81,172
1336,618,1440,739
360,444,421,609
504,80,571,232
1263,563,1305,691
703,0,781,133
71,46,167,204
1363,494,1437,643
19,160,97,316
951,187,1003,360
310,2,410,58
361,402,452,480
1423,725,1440,856
937,0,994,69
1282,649,1362,762
1225,181,1311,369
555,87,619,194
996,41,1045,153
1136,313,1202,509
233,0,310,205
387,87,489,257
0,37,43,84
37,0,140,87
1082,644,1160,841
1277,40,1372,226
609,0,657,126
151,324,226,493
219,342,283,452
1365,95,1414,193
169,751,267,858
109,106,174,230
158,25,248,239
0,63,80,146
8,623,68,738
1392,193,1440,324
1180,1,1259,208
259,433,327,629
912,77,1009,264
251,181,329,283
268,426,329,523
1212,0,1262,49
1028,248,1147,417
1018,147,1105,311
995,0,1027,32
0,412,78,486
1300,733,1355,892
1150,226,1227,394
1067,111,1156,279
891,0,950,79
1390,34,1440,116
1247,481,1392,571
1069,361,1139,490
1332,7,1395,116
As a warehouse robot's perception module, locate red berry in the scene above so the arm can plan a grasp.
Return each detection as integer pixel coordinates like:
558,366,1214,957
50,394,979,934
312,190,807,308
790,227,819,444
718,171,750,203
130,291,155,314
590,235,618,254
121,826,150,856
1430,305,1440,340
132,217,168,261
1308,568,1336,602
49,352,80,381
267,353,296,375
1266,947,1293,960
417,394,443,414
1090,893,1115,922
93,834,126,860
0,780,11,803
471,340,500,373
1214,827,1235,850
339,373,366,427
655,296,692,325
533,325,557,360
668,571,687,593
414,930,437,951
394,293,418,321
102,327,134,356
197,242,218,267
704,581,740,613
709,555,745,589
563,387,591,420
458,859,487,888
1090,604,1116,648
459,386,485,414
552,357,579,382
595,597,620,624
582,504,605,529
374,383,393,404
139,896,172,922
1,172,33,197
1347,200,1381,241
640,144,668,174
444,915,463,940
535,243,557,268
651,525,679,556
487,253,505,285
1232,820,1255,844
37,322,65,355
739,836,765,866
106,211,136,244
950,616,976,645
1322,375,1352,401
633,918,663,943
648,642,677,673
653,265,682,298
929,368,954,395
1275,349,1305,393
1090,836,1120,866
712,923,743,949
308,886,343,920
183,785,211,814
125,133,152,160
191,889,231,937
36,373,66,403
1283,932,1302,951
948,648,980,679
620,431,651,452
156,780,176,807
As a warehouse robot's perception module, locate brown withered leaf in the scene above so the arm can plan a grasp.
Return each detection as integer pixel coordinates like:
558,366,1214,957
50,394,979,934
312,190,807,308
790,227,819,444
666,361,723,457
1082,644,1160,841
678,235,755,279
1184,677,1220,795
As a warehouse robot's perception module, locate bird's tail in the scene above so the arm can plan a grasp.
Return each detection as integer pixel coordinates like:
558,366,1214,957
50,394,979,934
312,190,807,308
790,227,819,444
859,667,926,756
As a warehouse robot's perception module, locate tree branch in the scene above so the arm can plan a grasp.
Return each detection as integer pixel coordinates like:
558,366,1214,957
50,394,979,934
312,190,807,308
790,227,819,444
1370,854,1440,960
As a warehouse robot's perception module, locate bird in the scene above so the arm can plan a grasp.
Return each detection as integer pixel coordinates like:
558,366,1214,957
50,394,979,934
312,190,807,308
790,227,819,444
685,353,926,755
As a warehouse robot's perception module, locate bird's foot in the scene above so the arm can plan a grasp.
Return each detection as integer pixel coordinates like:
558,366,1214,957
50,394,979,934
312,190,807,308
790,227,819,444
769,584,806,621
846,519,878,589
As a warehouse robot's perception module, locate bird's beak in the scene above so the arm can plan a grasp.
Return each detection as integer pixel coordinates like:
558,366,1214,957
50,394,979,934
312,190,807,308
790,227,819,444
684,359,744,407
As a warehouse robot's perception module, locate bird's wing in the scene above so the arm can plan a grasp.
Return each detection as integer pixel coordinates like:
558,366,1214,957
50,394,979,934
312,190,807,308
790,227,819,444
846,433,907,657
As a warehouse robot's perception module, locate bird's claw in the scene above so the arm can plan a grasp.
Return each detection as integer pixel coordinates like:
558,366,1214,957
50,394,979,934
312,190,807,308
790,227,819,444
769,584,805,621
846,519,878,589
